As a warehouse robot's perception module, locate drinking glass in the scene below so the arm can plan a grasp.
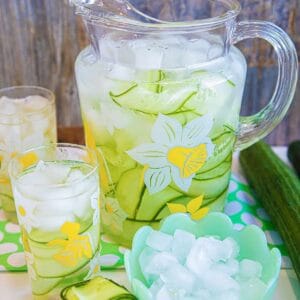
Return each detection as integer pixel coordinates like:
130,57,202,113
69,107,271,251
9,143,100,299
0,86,57,222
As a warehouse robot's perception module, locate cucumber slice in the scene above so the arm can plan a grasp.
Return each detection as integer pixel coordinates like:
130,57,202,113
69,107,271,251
28,217,93,243
198,130,235,173
30,223,100,278
166,110,202,126
32,277,62,296
101,146,137,183
116,167,145,218
154,195,191,220
0,193,15,212
136,187,183,220
195,155,232,180
156,187,229,220
185,72,236,115
187,168,231,198
61,276,137,300
139,70,165,93
110,85,197,115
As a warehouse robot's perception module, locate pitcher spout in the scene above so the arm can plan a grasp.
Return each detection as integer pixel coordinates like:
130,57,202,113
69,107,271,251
70,0,167,24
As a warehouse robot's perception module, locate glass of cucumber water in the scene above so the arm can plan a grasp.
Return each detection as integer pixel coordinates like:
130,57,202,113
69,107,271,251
72,0,298,247
0,86,57,222
9,143,100,299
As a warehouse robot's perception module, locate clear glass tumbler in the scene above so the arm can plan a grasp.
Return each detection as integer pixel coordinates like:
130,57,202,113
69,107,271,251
9,143,100,299
0,86,57,222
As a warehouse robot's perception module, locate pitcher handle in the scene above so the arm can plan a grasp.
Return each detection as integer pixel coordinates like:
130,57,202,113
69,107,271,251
232,21,298,150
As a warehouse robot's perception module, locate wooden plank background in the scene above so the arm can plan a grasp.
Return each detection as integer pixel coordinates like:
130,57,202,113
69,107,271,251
0,0,299,145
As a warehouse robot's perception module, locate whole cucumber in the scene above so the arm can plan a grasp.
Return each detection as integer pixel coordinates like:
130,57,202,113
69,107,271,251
288,140,300,178
240,141,300,280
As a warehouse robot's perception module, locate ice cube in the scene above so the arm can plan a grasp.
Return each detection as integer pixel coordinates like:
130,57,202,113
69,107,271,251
202,270,240,293
138,246,159,284
191,236,237,263
184,39,211,66
222,237,239,259
22,131,45,150
66,169,84,183
149,279,164,297
192,288,211,300
239,277,267,300
0,96,19,115
68,171,98,197
212,259,239,276
35,198,74,217
156,285,186,300
1,125,22,151
162,47,185,68
108,64,135,81
156,285,173,300
132,39,164,70
46,163,72,184
72,192,94,219
19,170,53,187
239,259,263,279
100,38,118,63
207,44,223,60
145,252,178,276
146,230,173,251
161,264,196,292
186,239,213,276
36,214,75,232
22,95,48,111
198,236,225,262
171,229,196,263
35,160,46,171
29,116,50,132
214,290,240,300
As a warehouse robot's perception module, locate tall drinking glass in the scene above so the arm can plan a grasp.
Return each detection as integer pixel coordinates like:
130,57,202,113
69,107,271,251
0,86,57,222
9,143,100,299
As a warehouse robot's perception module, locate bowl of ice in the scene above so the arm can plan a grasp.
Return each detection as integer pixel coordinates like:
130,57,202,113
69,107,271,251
124,212,281,300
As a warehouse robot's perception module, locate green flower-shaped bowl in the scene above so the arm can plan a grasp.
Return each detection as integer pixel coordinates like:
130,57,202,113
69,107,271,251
124,212,281,300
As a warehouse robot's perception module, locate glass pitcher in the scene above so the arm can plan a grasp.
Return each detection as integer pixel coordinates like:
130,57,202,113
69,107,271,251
72,0,298,247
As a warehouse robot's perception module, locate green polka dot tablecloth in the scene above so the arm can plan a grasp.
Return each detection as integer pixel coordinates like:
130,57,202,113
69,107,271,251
0,173,292,272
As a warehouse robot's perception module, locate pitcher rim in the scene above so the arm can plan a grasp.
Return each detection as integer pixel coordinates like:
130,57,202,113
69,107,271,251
75,0,241,31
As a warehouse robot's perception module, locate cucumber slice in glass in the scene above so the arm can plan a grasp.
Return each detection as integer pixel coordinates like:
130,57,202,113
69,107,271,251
32,277,62,296
198,131,235,173
110,85,197,115
136,187,183,220
195,155,232,180
30,224,100,278
187,168,231,198
116,167,145,218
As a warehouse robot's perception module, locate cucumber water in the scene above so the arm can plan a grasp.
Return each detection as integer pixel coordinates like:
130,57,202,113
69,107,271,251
75,38,247,247
11,160,100,298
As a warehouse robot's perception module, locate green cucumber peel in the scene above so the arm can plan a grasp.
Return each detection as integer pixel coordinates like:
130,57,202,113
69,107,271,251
227,79,236,87
28,220,95,245
109,84,138,98
0,193,13,200
35,242,101,279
